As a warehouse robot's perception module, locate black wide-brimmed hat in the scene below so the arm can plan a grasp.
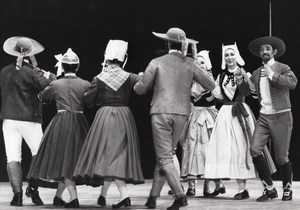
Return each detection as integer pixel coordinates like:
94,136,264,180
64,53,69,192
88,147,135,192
248,36,286,58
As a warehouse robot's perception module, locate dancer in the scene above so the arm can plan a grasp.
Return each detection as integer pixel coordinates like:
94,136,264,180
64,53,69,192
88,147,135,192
180,50,224,197
0,36,55,206
134,27,215,210
73,40,144,209
27,48,90,208
247,36,297,201
204,42,256,200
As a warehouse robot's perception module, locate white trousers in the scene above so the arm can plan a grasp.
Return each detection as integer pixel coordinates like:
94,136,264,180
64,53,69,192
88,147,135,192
2,119,43,163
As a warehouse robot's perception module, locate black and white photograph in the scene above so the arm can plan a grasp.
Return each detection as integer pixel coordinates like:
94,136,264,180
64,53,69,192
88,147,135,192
0,0,300,209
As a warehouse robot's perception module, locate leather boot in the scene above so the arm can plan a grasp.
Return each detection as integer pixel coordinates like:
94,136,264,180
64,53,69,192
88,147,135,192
7,162,23,206
10,192,23,206
280,162,293,201
145,196,157,209
161,162,184,198
252,155,273,186
280,162,293,188
167,196,188,210
149,163,166,196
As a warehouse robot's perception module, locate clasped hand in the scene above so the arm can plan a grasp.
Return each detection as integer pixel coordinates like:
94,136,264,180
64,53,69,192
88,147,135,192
234,68,245,83
261,65,272,77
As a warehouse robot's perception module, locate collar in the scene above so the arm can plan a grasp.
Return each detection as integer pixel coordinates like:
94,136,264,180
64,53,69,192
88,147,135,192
64,73,76,76
263,58,275,66
227,66,239,73
169,49,182,54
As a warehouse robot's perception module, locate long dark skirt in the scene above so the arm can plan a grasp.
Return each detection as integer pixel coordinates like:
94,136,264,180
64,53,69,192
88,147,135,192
27,111,89,188
73,106,144,186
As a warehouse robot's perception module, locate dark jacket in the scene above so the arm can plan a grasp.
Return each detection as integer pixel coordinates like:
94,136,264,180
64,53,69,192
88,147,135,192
41,75,90,112
84,73,140,108
0,62,56,123
250,62,297,112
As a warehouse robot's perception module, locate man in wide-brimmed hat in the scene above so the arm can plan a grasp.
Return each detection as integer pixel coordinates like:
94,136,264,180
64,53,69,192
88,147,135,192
134,27,215,210
246,36,298,202
0,36,56,206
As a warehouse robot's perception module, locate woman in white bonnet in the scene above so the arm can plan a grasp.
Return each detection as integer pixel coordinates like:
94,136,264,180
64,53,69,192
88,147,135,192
27,48,91,208
73,40,144,208
204,43,257,199
180,50,224,197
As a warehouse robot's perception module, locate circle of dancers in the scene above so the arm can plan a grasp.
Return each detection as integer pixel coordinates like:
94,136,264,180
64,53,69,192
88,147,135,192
0,27,297,209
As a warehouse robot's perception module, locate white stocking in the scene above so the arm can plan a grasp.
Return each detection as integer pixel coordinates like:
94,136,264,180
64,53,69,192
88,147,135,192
65,179,77,201
115,179,129,201
101,180,112,198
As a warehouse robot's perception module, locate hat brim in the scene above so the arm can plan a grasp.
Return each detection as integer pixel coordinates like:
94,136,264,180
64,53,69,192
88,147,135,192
152,32,198,44
248,36,285,58
3,36,44,57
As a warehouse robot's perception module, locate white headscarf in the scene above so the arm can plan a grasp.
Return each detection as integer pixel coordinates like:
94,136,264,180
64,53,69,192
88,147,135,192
221,42,245,70
197,50,212,70
103,40,128,69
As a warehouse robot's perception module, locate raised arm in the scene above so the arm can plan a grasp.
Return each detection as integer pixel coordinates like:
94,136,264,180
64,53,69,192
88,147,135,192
134,60,158,95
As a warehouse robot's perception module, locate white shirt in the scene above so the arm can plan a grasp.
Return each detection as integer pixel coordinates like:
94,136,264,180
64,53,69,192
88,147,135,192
259,58,290,115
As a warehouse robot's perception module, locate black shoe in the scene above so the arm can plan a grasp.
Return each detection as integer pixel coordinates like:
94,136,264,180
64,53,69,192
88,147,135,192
97,195,106,207
25,185,34,197
53,196,65,206
64,198,80,208
234,190,250,200
282,188,293,201
25,186,44,205
256,188,278,202
112,197,131,209
186,187,195,196
210,186,226,197
10,192,23,206
167,196,188,210
203,191,212,197
145,196,157,209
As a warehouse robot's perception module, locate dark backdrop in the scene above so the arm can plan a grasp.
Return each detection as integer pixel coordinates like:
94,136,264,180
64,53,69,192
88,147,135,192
0,0,300,181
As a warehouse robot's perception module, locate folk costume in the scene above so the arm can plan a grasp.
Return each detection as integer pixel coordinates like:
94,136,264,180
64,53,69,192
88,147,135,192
249,36,298,201
73,40,144,208
181,50,217,180
27,48,90,184
0,36,55,206
180,50,223,197
134,28,215,210
204,43,256,199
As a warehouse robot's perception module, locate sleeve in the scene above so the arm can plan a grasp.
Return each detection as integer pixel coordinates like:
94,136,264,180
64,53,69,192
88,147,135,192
84,80,91,91
211,74,224,100
249,73,258,99
134,59,158,95
32,67,57,91
271,64,297,89
236,79,251,97
193,60,215,91
40,82,56,104
129,73,142,87
84,77,99,108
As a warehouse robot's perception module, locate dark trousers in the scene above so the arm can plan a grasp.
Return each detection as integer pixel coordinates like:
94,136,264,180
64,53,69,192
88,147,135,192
250,111,293,164
251,111,293,187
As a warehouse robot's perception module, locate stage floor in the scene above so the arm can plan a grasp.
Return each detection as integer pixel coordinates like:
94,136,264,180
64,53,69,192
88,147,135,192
0,179,299,209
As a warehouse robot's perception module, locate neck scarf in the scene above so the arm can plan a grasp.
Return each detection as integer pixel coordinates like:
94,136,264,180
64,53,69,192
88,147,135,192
97,65,130,91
